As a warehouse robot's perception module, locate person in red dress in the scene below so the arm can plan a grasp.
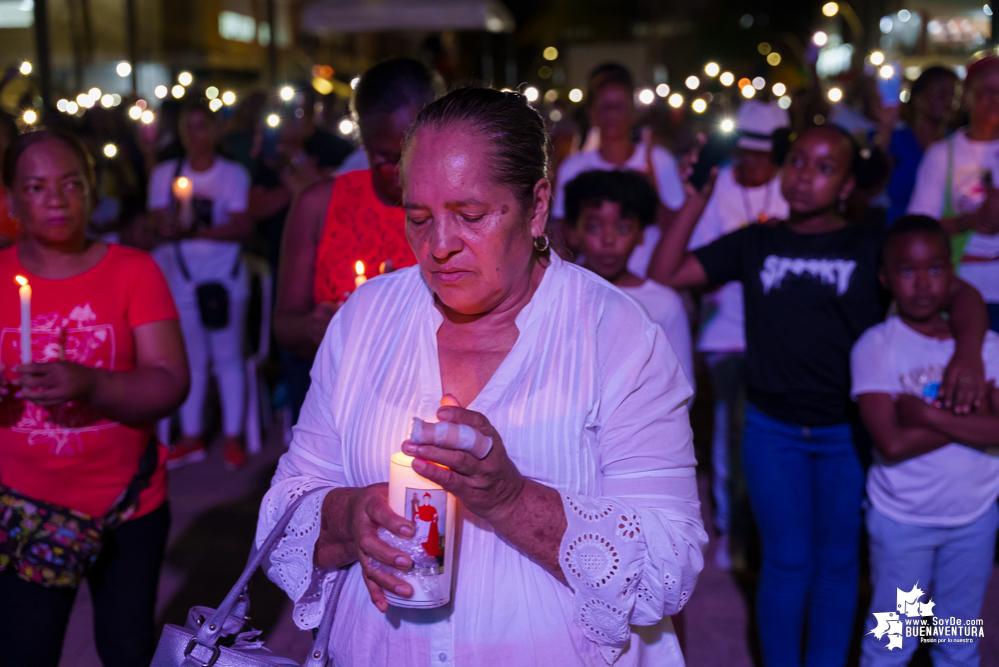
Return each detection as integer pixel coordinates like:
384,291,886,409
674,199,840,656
274,58,440,421
415,493,440,558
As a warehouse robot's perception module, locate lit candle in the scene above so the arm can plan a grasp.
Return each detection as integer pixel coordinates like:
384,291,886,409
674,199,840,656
354,260,367,289
15,276,30,364
385,451,456,608
172,176,193,226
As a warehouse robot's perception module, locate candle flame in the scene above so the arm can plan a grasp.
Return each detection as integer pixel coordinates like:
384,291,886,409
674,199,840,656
176,176,190,189
15,275,27,286
355,260,365,276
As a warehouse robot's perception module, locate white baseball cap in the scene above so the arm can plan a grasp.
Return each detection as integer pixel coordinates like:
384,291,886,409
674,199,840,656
736,100,790,152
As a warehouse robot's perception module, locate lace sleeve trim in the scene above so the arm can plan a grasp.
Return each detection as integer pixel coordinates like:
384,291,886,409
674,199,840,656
259,481,341,630
559,493,694,665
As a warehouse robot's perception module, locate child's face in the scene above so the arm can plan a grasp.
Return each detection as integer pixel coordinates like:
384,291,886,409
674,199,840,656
781,127,854,216
881,232,952,322
578,201,643,280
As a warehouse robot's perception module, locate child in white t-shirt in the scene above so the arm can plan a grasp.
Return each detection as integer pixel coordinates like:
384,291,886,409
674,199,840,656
565,169,694,392
851,215,999,667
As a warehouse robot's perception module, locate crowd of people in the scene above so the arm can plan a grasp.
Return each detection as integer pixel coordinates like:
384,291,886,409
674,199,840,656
0,48,997,667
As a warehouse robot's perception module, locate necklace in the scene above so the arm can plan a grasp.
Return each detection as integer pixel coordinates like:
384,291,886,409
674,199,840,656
740,179,775,224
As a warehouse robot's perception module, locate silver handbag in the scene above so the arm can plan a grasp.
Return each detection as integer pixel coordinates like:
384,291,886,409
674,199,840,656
152,488,346,667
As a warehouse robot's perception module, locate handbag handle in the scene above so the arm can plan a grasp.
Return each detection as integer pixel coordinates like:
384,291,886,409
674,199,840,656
187,487,345,664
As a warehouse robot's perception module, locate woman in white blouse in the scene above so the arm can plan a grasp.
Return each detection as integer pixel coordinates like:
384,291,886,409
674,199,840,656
256,88,706,667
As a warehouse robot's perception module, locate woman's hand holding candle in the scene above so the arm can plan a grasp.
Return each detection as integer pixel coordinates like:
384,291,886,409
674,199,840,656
402,406,525,526
402,405,568,581
316,483,418,613
11,361,98,405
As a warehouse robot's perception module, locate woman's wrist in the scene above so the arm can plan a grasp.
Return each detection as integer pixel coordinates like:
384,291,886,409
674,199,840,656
315,486,364,568
78,365,103,405
477,476,529,529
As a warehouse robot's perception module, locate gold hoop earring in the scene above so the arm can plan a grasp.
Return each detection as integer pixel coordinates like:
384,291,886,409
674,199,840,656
533,234,550,252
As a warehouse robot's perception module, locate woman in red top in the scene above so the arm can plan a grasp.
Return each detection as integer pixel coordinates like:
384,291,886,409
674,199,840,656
274,59,438,417
0,130,189,667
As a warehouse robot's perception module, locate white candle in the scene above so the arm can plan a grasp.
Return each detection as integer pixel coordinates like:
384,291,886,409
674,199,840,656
385,451,455,608
15,276,30,364
172,176,193,227
354,260,367,289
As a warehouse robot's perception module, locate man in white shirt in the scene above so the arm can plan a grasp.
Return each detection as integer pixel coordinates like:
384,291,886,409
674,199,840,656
908,54,999,331
551,63,685,278
685,100,789,569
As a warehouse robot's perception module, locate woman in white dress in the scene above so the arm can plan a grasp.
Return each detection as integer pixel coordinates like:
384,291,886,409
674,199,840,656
255,88,707,667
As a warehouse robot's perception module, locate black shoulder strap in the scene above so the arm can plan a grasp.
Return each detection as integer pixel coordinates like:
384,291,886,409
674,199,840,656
173,243,193,281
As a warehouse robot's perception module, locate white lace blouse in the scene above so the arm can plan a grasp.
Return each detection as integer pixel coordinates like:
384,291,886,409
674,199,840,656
255,254,707,666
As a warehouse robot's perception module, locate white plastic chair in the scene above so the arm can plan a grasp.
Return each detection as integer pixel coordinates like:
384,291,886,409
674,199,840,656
243,254,273,455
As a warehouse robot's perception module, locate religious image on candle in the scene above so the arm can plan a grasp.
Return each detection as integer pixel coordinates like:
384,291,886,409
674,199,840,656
405,488,446,574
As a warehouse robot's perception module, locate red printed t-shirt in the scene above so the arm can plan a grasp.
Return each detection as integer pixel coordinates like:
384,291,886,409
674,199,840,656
313,169,415,304
0,244,178,519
